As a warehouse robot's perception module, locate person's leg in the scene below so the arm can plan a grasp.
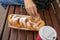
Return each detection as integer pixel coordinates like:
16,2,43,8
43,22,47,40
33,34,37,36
0,0,24,9
0,0,7,9
1,4,7,9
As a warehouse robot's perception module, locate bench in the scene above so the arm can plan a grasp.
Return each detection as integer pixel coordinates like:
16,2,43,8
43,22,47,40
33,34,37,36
0,0,60,40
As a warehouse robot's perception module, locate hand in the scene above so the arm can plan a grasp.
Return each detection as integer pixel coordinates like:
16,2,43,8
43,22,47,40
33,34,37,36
24,0,38,17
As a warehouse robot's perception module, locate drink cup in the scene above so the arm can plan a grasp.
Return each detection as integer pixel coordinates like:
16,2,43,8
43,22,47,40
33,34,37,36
37,26,57,40
37,34,42,40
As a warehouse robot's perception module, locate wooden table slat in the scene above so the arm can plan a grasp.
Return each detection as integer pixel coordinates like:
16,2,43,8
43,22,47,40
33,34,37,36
9,6,19,40
39,10,45,20
49,6,60,40
43,10,53,26
15,6,27,40
10,29,18,40
18,30,26,40
34,31,38,40
2,5,15,40
2,21,10,40
8,6,15,14
1,6,10,40
52,0,60,23
19,6,23,15
15,6,20,14
0,6,9,39
27,31,34,40
7,6,15,40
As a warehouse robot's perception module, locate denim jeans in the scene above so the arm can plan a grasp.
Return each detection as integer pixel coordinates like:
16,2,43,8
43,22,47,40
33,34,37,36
0,0,24,9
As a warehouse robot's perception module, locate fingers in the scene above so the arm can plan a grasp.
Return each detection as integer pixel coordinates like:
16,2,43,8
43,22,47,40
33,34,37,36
31,5,40,17
26,5,38,17
26,8,34,16
26,8,33,16
30,7,35,16
24,0,40,17
33,6,37,15
30,5,37,17
32,5,40,17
